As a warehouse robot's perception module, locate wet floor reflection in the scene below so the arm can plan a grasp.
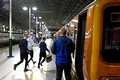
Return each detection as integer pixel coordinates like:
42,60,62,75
11,71,32,80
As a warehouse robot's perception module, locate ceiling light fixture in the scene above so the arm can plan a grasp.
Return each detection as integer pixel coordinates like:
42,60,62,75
23,7,28,10
39,17,42,19
32,7,37,11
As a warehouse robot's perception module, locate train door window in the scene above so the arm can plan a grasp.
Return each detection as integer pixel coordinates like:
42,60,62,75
71,30,73,38
75,12,87,79
74,26,77,43
102,6,120,63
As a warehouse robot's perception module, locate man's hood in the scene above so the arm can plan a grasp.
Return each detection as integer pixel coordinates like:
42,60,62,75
59,36,68,43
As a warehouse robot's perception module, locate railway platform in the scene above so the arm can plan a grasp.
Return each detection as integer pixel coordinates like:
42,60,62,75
0,39,66,80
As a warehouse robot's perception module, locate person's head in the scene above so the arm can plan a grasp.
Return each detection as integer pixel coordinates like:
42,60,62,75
60,28,67,36
30,34,34,39
42,37,46,42
23,34,28,39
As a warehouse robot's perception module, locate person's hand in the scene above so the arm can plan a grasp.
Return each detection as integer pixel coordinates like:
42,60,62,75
28,51,30,54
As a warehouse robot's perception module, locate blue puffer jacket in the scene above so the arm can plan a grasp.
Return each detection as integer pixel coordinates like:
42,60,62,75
51,36,75,66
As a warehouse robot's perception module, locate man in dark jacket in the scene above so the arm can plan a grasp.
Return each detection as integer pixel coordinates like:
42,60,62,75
14,34,29,72
51,28,75,80
38,37,50,68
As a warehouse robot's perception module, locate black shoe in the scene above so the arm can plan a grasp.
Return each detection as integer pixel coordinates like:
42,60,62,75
33,61,36,64
24,69,29,72
40,63,43,66
14,64,17,70
38,65,40,68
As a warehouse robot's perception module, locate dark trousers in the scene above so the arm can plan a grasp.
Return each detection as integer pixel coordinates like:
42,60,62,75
15,53,28,70
28,50,34,63
38,52,46,65
56,65,71,80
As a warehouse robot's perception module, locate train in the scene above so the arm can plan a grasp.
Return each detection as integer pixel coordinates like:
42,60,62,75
53,0,120,80
0,32,22,47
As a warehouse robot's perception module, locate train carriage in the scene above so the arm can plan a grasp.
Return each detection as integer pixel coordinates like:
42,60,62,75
66,0,120,80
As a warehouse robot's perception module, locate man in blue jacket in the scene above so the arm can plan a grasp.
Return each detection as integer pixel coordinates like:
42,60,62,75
51,28,75,80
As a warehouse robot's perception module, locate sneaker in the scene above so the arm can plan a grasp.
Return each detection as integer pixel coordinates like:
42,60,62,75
13,64,17,70
33,61,36,64
24,69,29,72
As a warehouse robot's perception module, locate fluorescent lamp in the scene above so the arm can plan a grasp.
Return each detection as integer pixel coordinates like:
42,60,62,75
39,17,42,19
70,24,74,27
23,7,28,10
42,22,44,24
33,17,35,19
37,22,39,24
32,7,37,11
72,19,78,23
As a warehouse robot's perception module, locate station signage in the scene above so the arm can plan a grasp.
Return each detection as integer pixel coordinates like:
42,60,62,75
3,0,9,11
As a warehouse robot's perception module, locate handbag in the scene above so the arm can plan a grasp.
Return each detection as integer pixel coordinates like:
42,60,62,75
46,55,52,63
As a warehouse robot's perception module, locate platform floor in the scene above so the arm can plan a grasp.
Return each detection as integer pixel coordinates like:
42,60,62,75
0,39,65,80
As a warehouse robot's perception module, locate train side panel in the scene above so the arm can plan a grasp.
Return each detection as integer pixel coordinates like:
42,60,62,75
91,0,120,80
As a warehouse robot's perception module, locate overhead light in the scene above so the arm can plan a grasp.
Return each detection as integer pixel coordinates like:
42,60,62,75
33,17,35,19
39,17,42,19
32,7,37,11
23,7,28,10
70,24,74,27
3,25,5,27
37,22,39,24
72,19,78,23
67,23,70,25
42,22,44,24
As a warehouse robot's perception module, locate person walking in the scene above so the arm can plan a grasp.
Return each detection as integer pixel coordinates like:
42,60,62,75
51,28,75,80
38,37,50,68
14,34,29,72
27,34,38,65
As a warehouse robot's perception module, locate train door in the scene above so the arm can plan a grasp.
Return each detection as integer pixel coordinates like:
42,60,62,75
75,12,87,80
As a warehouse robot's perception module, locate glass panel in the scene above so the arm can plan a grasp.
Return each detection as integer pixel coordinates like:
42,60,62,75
102,6,120,63
111,12,120,22
104,27,120,50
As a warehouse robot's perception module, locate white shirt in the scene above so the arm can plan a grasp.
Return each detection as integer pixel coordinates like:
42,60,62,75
27,38,38,50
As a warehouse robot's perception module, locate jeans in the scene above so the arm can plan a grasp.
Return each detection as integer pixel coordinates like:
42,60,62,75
28,50,35,63
38,52,46,65
56,65,71,80
15,53,28,70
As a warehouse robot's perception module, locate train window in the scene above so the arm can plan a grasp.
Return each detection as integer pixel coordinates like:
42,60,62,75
102,6,120,63
70,30,73,38
74,26,77,43
111,12,120,22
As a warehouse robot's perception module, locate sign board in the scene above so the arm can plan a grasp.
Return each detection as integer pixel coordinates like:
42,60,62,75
3,0,9,11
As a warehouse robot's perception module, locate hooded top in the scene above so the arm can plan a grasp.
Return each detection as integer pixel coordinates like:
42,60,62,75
27,38,38,50
51,36,75,66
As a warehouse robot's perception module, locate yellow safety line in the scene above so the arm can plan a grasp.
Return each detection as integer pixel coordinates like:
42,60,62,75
31,73,34,80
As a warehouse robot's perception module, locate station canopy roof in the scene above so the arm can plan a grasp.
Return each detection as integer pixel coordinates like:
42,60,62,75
0,0,94,33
